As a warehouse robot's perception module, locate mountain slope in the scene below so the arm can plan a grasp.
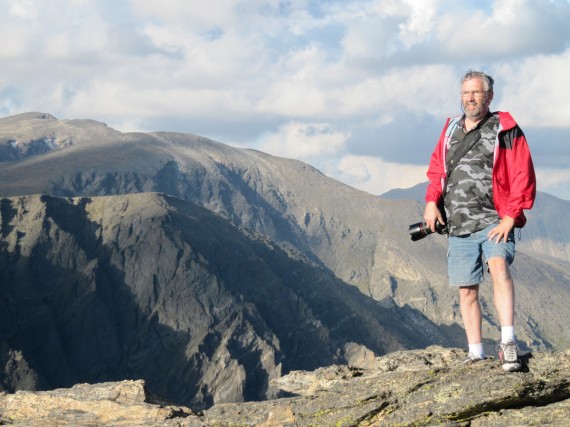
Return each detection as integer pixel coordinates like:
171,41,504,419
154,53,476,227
0,113,442,299
0,193,455,409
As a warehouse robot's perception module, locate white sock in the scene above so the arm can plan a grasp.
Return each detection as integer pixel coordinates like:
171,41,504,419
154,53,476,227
468,343,485,359
501,326,515,344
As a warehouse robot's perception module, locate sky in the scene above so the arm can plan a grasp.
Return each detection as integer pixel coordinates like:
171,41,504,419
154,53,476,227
2,0,570,200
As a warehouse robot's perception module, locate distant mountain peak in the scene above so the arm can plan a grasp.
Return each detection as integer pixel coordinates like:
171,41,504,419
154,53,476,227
0,112,57,123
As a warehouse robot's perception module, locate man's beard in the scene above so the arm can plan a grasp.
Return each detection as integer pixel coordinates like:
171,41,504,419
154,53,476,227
463,102,487,120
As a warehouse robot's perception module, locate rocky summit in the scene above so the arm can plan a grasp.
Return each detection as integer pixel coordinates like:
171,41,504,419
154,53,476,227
1,346,569,426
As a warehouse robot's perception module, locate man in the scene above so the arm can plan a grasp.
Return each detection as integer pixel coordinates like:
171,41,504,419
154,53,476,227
424,70,536,372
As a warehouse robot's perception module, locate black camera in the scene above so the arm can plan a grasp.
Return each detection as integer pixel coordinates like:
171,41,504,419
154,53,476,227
409,220,448,241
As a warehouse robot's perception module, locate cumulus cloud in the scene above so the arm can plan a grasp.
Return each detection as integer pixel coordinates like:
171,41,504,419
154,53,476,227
435,0,570,59
334,154,428,196
9,1,38,20
131,0,290,32
535,167,570,200
537,167,570,188
494,49,570,128
259,121,349,161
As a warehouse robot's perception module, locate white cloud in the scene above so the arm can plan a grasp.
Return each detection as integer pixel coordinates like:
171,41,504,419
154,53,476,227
131,0,238,29
334,155,427,196
398,0,438,47
130,0,300,34
141,24,267,89
0,23,30,59
259,122,349,161
9,1,37,20
494,49,570,128
435,0,570,58
257,61,457,121
536,167,570,198
44,33,72,59
336,0,441,65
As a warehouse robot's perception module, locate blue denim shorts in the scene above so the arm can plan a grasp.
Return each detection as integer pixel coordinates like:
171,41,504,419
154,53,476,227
447,224,515,287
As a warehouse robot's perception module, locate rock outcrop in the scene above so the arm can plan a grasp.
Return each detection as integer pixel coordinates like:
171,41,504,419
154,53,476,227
0,380,195,426
1,346,569,426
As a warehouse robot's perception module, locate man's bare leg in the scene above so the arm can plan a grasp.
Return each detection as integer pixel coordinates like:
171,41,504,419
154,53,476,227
488,257,521,371
459,284,482,345
488,257,515,328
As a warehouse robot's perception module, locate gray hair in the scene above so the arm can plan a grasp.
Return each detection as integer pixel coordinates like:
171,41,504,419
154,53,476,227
461,70,494,92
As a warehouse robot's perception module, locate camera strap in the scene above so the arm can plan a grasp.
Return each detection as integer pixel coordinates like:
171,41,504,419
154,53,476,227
444,112,493,189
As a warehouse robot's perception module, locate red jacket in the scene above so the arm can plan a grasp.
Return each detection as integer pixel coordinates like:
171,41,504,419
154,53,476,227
425,111,536,227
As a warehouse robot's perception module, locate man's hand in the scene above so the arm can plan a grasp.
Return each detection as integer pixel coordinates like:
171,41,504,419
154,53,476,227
488,216,515,243
423,201,445,233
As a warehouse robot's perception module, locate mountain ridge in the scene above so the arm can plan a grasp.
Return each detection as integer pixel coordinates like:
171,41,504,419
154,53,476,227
1,192,458,409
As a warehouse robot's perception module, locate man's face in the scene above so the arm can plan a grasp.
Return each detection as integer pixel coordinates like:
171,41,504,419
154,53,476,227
461,77,493,121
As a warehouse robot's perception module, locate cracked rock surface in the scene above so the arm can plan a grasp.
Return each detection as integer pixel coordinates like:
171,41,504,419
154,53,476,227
206,346,570,426
1,346,569,426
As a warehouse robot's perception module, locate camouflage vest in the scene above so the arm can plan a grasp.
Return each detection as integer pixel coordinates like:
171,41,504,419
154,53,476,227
444,114,500,236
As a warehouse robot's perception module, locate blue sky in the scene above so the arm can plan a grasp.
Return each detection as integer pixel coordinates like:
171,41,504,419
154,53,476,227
2,0,570,200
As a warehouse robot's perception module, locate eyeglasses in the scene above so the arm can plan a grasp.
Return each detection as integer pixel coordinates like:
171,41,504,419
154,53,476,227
460,90,488,98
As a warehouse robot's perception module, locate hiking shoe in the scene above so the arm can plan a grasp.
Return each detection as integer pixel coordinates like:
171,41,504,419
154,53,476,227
460,352,484,365
498,341,521,372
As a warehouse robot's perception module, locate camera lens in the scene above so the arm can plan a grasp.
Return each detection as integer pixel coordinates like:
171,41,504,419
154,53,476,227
409,220,448,241
409,222,431,241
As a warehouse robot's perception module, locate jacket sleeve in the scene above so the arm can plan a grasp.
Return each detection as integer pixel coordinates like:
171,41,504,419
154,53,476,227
499,126,536,224
425,119,449,204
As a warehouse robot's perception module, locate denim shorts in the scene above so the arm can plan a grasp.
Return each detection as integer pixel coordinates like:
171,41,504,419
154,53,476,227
447,224,515,287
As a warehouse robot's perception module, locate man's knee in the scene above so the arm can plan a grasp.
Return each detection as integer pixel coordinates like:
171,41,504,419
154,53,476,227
459,285,479,303
488,257,512,282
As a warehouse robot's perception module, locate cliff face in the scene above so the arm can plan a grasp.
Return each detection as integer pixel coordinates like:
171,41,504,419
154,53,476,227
1,346,569,426
0,193,451,409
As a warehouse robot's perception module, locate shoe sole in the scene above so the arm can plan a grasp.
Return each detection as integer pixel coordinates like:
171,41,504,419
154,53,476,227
502,362,521,372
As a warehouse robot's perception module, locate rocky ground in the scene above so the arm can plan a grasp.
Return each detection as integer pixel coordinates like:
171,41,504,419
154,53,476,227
1,346,569,426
